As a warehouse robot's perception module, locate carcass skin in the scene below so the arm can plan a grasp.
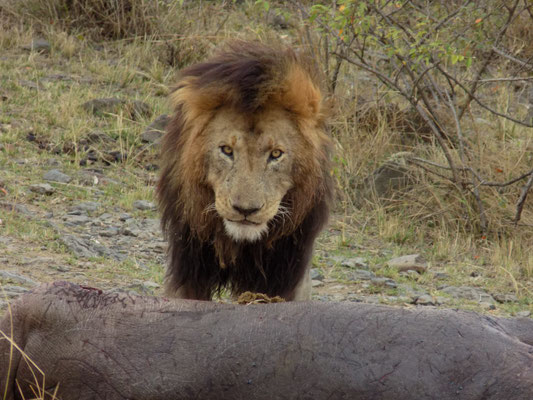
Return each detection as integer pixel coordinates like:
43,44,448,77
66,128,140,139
1,281,532,400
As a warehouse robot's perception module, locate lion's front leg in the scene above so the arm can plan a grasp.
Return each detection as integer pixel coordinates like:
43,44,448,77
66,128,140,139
290,267,312,301
164,281,212,301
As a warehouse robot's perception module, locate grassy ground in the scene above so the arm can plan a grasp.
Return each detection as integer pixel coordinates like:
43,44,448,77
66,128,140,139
0,1,532,317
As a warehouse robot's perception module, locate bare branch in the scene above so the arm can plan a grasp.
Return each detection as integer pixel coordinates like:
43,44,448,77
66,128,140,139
491,46,533,72
458,0,521,119
437,65,533,127
514,171,533,224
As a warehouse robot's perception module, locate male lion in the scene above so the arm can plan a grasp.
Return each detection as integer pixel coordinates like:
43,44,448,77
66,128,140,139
157,42,332,301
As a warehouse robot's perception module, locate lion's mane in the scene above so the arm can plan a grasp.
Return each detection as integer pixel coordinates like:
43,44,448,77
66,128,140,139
157,41,333,300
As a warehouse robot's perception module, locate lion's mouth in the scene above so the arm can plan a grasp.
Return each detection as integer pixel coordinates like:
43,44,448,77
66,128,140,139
228,219,261,226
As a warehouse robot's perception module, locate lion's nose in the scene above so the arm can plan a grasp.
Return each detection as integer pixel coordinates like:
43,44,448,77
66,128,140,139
232,204,263,217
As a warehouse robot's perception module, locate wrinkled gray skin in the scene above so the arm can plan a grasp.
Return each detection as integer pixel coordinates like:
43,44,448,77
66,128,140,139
1,282,533,400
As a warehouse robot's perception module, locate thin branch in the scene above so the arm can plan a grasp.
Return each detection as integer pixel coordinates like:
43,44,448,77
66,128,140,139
458,0,521,119
491,46,533,72
436,64,533,127
473,76,533,83
514,171,533,224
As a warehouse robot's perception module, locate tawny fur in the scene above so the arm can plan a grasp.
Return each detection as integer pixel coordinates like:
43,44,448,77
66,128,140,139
157,41,332,300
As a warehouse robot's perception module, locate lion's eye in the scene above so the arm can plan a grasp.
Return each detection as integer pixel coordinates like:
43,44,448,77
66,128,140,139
220,145,233,157
269,149,283,160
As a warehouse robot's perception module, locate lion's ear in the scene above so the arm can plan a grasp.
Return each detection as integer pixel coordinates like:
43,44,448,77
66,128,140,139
279,65,324,123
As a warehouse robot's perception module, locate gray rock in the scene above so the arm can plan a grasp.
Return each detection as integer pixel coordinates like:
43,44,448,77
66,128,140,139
70,201,100,213
133,200,156,211
370,277,397,288
121,220,141,237
387,254,428,273
400,270,421,280
432,271,449,280
60,234,124,261
142,281,160,289
0,270,37,286
44,169,72,184
415,295,435,306
342,257,369,269
311,280,324,288
493,293,519,303
119,213,132,221
100,227,119,237
64,215,91,226
440,286,495,304
310,268,324,281
5,202,31,216
346,269,376,281
22,38,51,53
141,114,170,143
29,183,55,195
517,310,531,318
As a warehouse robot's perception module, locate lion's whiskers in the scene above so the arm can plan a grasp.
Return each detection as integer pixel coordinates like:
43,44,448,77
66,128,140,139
273,204,292,228
203,203,217,215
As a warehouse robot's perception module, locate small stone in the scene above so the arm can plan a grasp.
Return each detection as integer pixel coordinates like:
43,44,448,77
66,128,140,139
142,281,160,289
100,227,119,237
400,270,420,280
311,279,324,288
70,201,100,213
493,293,519,303
415,295,435,306
60,234,123,260
22,38,51,53
121,220,141,237
432,271,449,280
517,311,531,318
370,277,397,288
341,257,369,269
29,183,55,195
346,269,376,281
441,286,495,304
51,265,71,272
480,301,496,311
310,268,324,281
133,200,156,211
44,169,72,184
119,213,132,221
141,114,170,143
387,254,428,273
64,215,90,226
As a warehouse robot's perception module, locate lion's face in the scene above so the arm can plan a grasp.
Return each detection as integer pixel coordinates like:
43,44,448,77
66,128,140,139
205,106,297,242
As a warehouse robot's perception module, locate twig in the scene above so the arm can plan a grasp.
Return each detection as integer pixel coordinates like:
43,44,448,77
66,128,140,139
473,76,533,83
491,46,533,72
514,171,533,224
458,0,521,119
436,64,533,127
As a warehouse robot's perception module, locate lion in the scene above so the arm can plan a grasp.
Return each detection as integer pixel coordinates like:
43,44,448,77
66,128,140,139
157,41,332,301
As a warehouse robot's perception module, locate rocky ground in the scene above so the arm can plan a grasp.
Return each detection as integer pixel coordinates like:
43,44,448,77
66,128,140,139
1,36,531,318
